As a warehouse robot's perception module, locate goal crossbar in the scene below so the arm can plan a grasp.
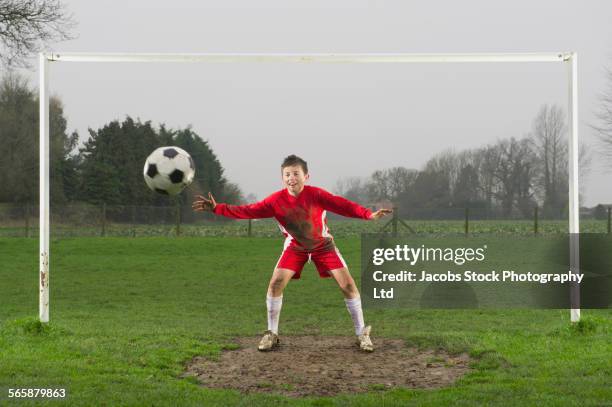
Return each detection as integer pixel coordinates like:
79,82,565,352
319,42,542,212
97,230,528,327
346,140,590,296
38,52,581,323
44,52,570,63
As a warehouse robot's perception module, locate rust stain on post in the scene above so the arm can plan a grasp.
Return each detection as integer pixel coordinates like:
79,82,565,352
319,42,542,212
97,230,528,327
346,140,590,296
40,252,49,288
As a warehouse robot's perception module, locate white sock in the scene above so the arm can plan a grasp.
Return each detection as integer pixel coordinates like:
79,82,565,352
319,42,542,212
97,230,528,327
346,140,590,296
345,297,365,336
266,295,283,334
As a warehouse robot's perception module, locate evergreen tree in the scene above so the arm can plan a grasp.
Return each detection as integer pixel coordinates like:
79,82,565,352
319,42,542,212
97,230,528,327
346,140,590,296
172,127,228,201
79,117,160,205
78,119,240,206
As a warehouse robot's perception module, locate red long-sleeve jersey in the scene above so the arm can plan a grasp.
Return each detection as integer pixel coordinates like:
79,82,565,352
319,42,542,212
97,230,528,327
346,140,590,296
213,185,372,251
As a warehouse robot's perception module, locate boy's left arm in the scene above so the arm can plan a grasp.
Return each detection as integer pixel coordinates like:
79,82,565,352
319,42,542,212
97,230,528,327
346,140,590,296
317,188,390,220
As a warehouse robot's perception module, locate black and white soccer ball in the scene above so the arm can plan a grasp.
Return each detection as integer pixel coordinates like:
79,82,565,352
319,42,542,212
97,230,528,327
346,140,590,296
143,146,195,195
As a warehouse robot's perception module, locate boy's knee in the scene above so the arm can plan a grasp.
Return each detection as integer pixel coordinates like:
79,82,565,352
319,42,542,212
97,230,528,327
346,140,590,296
268,278,284,291
267,271,290,295
340,280,357,295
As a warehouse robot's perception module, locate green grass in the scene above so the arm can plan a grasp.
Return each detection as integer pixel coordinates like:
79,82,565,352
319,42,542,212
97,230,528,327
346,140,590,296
0,237,610,406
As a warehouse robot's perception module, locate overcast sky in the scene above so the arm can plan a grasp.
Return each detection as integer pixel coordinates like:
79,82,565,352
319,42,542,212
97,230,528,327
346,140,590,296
16,0,612,206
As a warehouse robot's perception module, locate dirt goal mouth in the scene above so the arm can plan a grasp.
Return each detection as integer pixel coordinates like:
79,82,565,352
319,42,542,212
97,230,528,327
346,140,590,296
183,335,472,397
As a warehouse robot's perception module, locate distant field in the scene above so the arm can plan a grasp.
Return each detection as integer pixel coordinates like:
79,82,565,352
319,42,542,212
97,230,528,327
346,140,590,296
0,218,609,237
0,237,610,406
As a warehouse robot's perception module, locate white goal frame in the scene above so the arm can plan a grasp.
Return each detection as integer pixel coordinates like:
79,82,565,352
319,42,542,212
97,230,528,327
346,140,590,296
38,52,581,322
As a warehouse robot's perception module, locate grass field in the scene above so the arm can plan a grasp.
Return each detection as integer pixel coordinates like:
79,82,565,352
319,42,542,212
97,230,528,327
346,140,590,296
0,237,610,406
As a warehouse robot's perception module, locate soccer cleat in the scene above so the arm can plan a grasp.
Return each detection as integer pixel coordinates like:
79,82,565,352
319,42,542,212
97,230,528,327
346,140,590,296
257,330,280,351
356,325,374,352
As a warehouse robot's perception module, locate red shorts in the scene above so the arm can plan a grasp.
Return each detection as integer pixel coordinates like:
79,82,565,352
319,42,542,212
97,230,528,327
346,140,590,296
275,245,347,279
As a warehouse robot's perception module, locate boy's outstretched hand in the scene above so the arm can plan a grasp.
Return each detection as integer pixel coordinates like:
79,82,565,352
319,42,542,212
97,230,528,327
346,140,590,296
370,208,393,220
192,193,217,212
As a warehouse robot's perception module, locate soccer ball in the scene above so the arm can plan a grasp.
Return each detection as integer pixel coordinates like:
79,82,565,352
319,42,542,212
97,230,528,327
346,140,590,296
143,146,195,195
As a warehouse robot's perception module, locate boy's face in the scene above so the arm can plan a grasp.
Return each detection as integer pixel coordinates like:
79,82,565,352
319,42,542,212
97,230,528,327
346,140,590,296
282,164,309,195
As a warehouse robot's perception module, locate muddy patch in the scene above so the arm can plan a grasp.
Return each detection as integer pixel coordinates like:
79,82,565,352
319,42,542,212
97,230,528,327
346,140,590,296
184,335,471,397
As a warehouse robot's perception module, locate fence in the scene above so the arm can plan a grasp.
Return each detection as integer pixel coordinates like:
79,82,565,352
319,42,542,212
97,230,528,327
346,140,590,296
382,205,612,236
0,203,610,238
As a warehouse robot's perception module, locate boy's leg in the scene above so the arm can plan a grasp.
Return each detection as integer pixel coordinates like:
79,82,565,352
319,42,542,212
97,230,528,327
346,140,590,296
328,267,364,334
259,247,308,351
312,248,374,351
328,266,373,351
266,268,295,334
259,268,294,351
267,268,295,298
328,267,359,299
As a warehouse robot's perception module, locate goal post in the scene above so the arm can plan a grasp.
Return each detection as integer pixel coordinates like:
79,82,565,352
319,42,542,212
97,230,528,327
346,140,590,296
38,52,581,323
39,53,50,323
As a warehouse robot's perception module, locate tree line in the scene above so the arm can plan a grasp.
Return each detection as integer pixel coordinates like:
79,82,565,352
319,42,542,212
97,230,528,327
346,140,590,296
0,73,592,219
0,74,243,207
334,105,591,219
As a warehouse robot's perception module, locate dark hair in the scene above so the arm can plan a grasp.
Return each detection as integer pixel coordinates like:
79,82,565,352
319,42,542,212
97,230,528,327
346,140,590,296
281,155,308,174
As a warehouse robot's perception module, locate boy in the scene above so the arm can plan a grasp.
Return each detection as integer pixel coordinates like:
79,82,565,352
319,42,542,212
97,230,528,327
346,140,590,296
192,155,391,352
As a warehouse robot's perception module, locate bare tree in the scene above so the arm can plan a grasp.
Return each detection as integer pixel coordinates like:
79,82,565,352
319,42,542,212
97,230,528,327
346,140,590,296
594,66,612,165
485,137,537,217
513,139,538,217
0,0,75,67
528,104,592,215
386,167,418,201
367,170,389,202
364,167,417,203
492,138,521,216
453,163,481,207
529,104,568,214
0,73,78,203
334,176,369,204
398,169,451,213
472,145,500,210
423,149,461,189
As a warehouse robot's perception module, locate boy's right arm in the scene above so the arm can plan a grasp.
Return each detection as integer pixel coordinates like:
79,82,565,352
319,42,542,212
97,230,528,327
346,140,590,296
213,200,274,219
192,193,274,219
